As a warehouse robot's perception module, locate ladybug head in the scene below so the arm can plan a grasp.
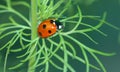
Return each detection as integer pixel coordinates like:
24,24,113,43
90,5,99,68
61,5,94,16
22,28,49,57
50,19,64,30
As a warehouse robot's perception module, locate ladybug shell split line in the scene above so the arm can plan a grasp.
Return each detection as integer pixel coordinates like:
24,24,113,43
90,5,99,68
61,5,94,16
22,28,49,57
38,19,63,38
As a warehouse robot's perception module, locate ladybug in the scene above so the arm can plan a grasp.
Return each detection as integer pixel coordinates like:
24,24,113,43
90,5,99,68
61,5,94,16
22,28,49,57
38,19,63,38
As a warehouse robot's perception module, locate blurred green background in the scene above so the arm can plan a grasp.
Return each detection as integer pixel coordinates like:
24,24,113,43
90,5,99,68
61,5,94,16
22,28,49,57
80,0,120,72
0,0,120,72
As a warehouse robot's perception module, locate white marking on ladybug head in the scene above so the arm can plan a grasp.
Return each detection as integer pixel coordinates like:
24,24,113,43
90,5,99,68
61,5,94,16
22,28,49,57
52,20,56,25
58,25,63,29
53,22,56,25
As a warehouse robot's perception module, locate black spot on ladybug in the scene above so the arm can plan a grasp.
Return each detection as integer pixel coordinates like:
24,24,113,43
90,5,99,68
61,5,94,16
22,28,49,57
50,20,54,24
43,24,46,29
39,32,42,36
48,30,52,34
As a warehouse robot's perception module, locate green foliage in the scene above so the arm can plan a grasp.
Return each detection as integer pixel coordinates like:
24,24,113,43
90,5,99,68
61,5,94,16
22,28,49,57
0,0,118,72
73,0,97,6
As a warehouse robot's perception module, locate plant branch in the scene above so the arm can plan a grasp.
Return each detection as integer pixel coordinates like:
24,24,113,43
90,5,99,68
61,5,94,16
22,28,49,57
28,0,37,72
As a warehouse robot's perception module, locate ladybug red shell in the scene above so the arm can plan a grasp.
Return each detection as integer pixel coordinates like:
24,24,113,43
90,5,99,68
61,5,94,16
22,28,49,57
38,19,63,38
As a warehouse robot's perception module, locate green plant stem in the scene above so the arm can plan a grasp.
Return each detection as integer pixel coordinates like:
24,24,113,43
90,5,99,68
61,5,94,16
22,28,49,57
28,0,37,72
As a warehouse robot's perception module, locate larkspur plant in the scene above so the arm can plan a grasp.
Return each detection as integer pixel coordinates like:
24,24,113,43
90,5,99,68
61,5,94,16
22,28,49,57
0,0,118,72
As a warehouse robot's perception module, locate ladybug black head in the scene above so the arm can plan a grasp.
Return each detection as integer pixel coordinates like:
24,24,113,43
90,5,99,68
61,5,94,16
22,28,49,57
54,20,63,30
49,19,63,30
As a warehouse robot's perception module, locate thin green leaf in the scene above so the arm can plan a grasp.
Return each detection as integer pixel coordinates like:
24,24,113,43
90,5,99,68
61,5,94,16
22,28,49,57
53,53,75,72
90,52,106,72
11,1,30,8
66,50,100,70
65,41,76,57
49,60,63,70
81,46,90,72
9,63,24,70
